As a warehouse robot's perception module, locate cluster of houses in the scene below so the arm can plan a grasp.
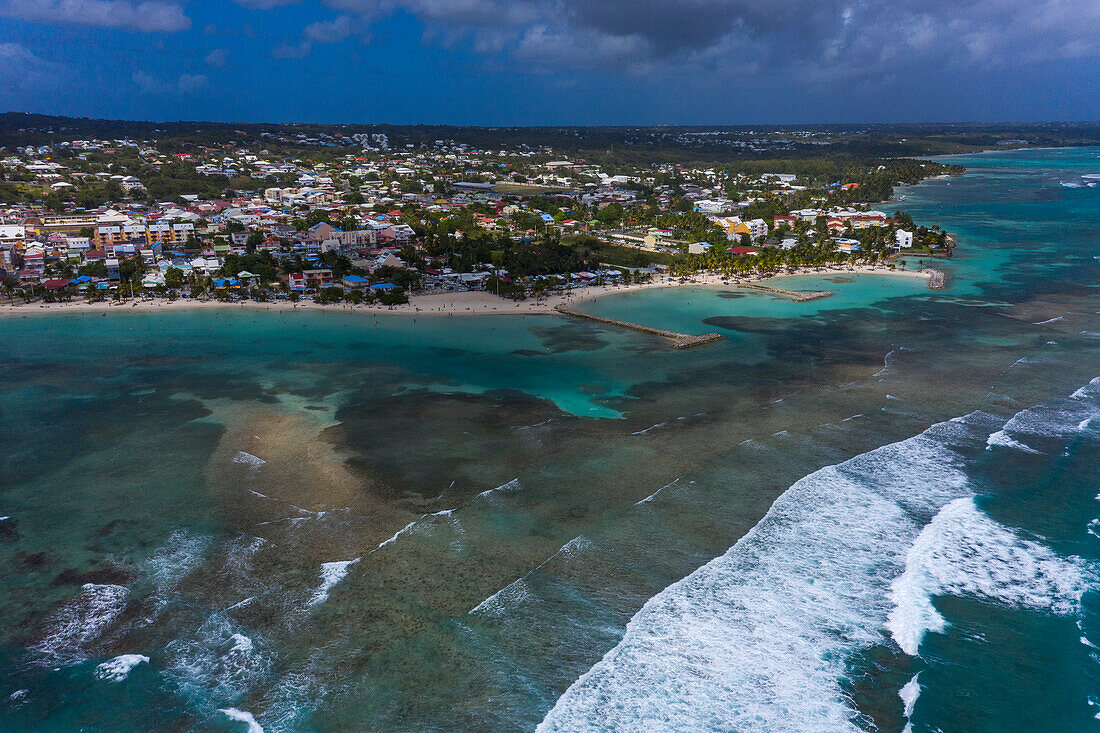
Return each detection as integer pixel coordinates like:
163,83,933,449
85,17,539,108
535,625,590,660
0,204,417,296
0,131,939,299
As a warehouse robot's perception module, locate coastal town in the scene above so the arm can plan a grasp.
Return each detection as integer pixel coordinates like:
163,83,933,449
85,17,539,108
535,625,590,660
0,123,958,314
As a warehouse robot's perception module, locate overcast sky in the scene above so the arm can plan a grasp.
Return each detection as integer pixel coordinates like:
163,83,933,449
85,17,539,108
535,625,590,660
1,0,1098,124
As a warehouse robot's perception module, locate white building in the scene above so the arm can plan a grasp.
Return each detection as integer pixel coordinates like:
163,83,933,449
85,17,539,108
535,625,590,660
0,224,26,246
747,218,769,239
895,230,914,249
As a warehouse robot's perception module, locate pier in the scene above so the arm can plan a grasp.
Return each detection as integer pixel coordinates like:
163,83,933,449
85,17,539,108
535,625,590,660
554,306,724,349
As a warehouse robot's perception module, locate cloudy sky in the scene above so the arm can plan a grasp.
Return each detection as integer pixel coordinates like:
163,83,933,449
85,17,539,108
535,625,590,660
0,0,1097,124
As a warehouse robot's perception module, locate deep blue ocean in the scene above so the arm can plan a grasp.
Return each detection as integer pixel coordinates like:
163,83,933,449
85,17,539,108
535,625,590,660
2,147,1100,732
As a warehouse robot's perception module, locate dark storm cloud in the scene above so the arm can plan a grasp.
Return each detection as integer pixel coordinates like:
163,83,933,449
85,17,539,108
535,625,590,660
304,0,1100,79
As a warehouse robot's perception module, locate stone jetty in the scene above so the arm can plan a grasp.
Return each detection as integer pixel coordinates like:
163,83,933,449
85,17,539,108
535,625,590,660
922,268,947,289
553,306,724,349
739,283,834,301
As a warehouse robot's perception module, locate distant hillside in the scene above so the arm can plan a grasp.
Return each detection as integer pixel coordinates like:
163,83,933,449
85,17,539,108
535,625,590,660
3,112,1100,164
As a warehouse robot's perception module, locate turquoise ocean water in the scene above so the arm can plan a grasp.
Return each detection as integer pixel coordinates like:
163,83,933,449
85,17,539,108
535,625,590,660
2,147,1100,731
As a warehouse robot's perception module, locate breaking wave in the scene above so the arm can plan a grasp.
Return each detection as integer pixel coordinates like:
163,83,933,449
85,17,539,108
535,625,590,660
164,612,271,711
31,584,129,665
95,654,150,682
309,558,360,606
219,707,264,732
538,379,1099,732
232,451,267,478
887,497,1087,656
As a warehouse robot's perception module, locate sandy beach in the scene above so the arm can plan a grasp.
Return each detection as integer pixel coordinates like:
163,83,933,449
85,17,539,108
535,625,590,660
0,265,933,319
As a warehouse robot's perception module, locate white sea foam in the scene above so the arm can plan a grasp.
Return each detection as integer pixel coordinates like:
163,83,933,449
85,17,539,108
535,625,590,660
32,583,129,664
372,521,419,553
469,578,532,617
1032,317,1064,325
225,596,257,612
143,530,211,618
887,497,1087,655
875,347,909,377
634,477,683,506
631,421,668,435
228,632,253,654
469,534,595,618
900,673,920,720
996,388,1100,446
1072,377,1100,400
538,418,975,733
309,558,360,606
219,707,264,733
539,384,1100,733
94,654,149,682
164,613,270,705
475,478,521,501
232,451,267,478
985,429,1041,454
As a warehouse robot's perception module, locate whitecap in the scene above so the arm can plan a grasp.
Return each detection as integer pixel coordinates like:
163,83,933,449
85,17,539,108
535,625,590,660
475,478,522,501
164,613,270,706
469,578,532,617
537,417,976,733
309,558,360,606
1072,378,1100,400
232,451,267,478
538,384,1099,733
1032,317,1064,325
228,632,253,654
634,476,683,506
469,535,595,618
32,584,129,665
887,497,1087,656
219,707,264,733
985,429,1041,454
372,521,419,553
875,347,909,377
900,673,920,723
94,654,149,682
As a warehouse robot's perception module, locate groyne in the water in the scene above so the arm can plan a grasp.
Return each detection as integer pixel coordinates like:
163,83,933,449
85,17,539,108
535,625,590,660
923,269,946,289
553,306,723,349
739,284,834,301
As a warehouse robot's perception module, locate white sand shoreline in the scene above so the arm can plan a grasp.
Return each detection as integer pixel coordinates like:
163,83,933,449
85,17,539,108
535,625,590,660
0,265,932,319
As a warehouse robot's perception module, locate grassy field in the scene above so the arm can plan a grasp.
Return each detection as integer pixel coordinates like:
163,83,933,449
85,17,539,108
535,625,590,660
562,235,678,268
